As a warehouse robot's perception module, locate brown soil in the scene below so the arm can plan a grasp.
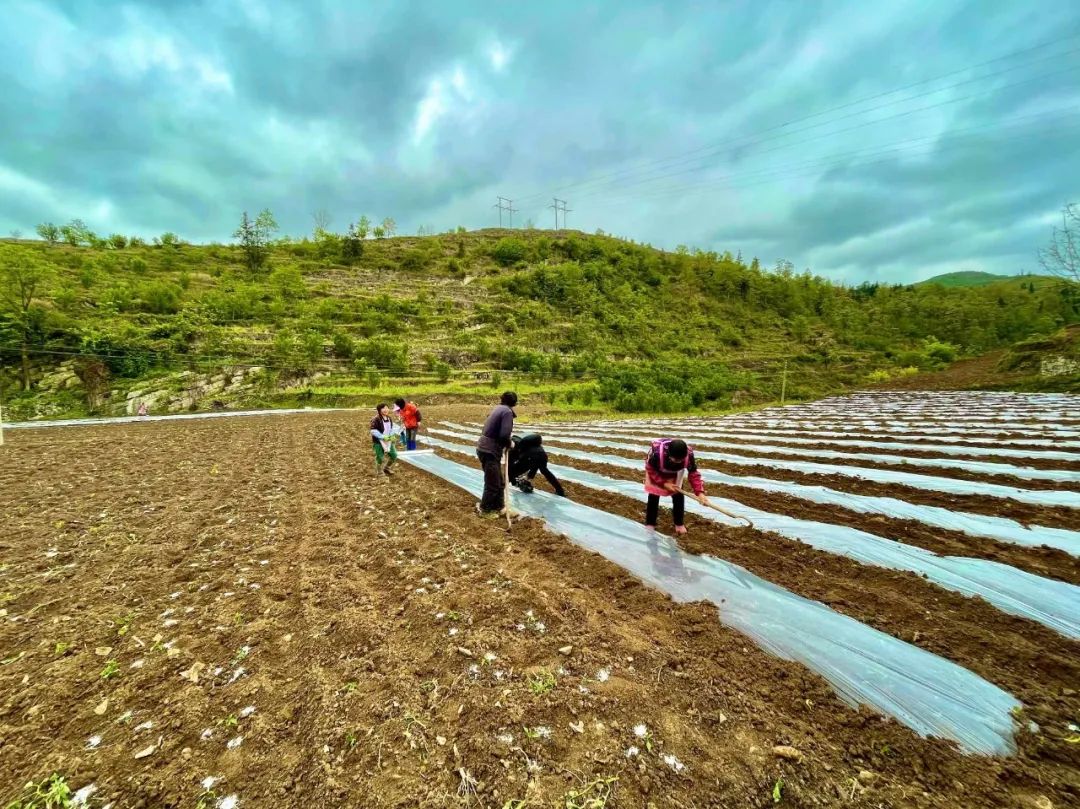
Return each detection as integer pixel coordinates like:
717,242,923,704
537,437,1080,531
0,409,1077,809
871,352,1019,391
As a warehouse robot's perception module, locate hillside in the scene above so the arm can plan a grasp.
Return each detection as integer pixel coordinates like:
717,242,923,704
1,226,1077,419
917,270,1014,287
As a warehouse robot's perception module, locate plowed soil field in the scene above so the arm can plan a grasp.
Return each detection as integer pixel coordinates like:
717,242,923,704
1,403,1077,808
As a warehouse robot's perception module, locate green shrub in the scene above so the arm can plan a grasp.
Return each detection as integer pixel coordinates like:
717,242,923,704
433,360,452,383
354,337,408,375
492,237,527,267
81,330,161,377
138,282,182,314
332,331,355,359
866,369,892,383
400,249,431,272
923,339,957,364
270,265,305,299
129,257,148,274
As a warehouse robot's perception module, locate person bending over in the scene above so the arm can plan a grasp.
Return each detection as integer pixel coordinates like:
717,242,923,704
509,433,566,497
644,438,709,535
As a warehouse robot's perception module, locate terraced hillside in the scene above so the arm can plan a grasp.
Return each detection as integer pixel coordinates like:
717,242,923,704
2,228,1076,419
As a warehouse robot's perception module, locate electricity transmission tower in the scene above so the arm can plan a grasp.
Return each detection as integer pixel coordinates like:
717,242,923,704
493,197,518,228
549,198,571,230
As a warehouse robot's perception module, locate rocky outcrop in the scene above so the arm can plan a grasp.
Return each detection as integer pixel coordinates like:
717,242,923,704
124,366,267,414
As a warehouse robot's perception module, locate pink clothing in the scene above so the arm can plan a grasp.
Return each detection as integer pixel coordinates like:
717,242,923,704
643,439,704,497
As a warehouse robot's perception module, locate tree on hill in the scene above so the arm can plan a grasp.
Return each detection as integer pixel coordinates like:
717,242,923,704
1040,202,1079,284
36,222,60,245
234,209,278,272
380,217,396,237
59,219,92,247
0,246,52,389
312,209,332,235
356,215,370,240
342,222,364,263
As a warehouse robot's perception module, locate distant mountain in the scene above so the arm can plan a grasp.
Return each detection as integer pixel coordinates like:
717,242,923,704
917,271,1014,287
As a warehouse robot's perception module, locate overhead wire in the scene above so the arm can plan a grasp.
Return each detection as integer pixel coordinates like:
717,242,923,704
572,64,1080,204
589,106,1080,207
512,32,1080,204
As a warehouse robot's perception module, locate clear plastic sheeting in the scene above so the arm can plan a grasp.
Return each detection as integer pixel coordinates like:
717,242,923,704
440,425,1080,508
644,418,1080,438
2,407,353,430
427,429,1079,554
562,423,1080,450
532,425,1080,484
721,419,1080,436
400,449,1023,755
423,435,1080,638
527,423,1080,460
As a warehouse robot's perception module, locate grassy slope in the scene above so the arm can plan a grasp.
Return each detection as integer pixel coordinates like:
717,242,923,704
1,228,1077,418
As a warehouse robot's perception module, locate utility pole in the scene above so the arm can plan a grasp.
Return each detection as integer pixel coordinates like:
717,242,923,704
549,198,571,230
780,360,789,405
493,197,518,228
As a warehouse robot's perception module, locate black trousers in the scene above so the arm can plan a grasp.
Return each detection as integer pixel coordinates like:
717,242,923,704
646,493,685,527
477,450,505,512
509,456,565,496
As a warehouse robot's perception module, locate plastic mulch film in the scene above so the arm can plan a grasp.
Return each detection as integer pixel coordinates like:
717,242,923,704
429,428,1078,554
531,425,1079,483
400,448,1023,756
526,424,1078,463
440,425,1079,508
641,418,1080,438
659,425,1080,450
2,407,348,430
423,435,1080,639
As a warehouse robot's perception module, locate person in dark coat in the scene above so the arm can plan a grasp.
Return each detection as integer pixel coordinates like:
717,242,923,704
475,391,518,514
509,433,565,496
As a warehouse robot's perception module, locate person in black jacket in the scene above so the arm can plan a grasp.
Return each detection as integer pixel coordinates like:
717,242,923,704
509,433,566,496
475,391,518,514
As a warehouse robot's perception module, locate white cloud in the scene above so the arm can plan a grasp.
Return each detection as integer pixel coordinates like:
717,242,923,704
411,64,481,145
413,78,449,143
489,41,512,72
100,13,233,94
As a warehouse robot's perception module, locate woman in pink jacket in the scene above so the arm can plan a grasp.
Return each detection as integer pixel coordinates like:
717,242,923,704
644,439,709,535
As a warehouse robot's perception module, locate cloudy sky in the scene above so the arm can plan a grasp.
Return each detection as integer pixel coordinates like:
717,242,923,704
2,0,1079,282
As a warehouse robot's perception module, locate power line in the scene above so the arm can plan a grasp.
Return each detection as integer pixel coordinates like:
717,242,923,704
569,62,1080,203
6,346,604,379
512,32,1080,204
590,105,1080,207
